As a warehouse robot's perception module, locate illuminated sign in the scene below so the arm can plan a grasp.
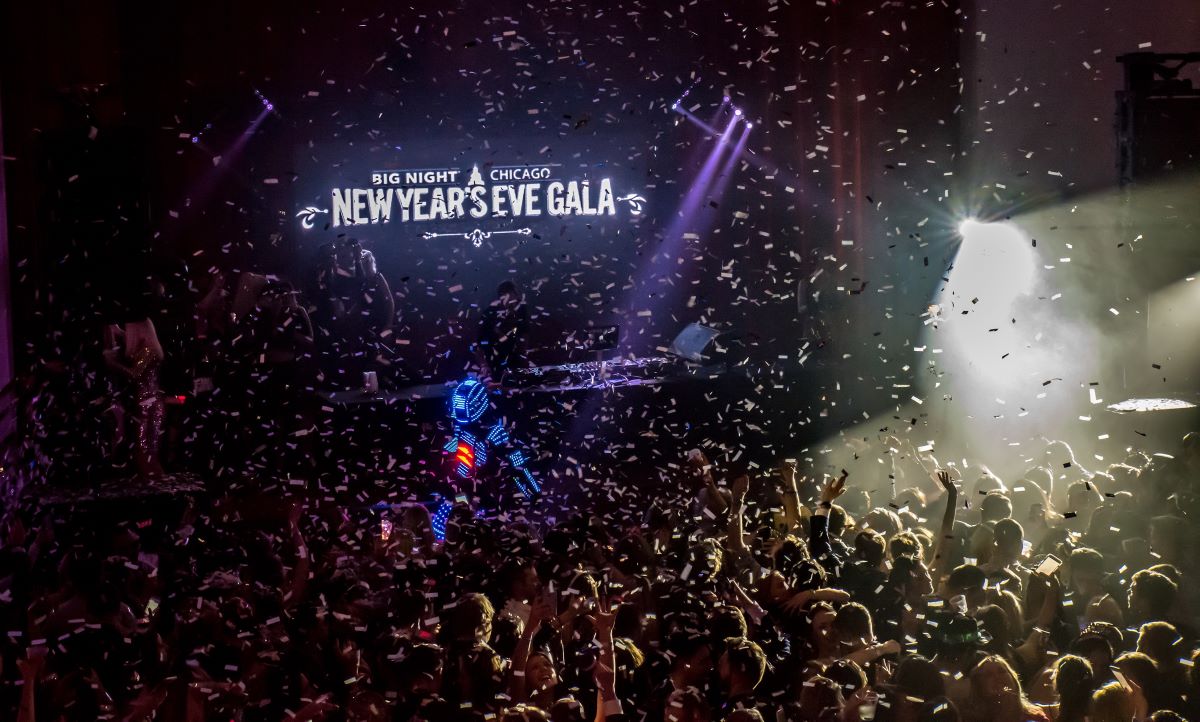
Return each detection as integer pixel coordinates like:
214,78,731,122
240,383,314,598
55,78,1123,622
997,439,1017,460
296,164,646,242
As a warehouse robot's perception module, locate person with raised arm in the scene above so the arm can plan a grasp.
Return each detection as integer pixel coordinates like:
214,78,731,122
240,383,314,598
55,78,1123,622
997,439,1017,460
930,468,960,585
809,470,849,581
687,448,732,524
593,604,626,722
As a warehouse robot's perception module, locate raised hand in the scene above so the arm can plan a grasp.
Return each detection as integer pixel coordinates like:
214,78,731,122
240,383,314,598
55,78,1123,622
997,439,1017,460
732,474,750,502
592,600,619,701
593,605,616,639
687,449,715,490
529,593,556,631
875,658,894,686
820,471,848,504
776,460,799,487
1014,625,1052,672
1024,627,1050,651
936,469,957,494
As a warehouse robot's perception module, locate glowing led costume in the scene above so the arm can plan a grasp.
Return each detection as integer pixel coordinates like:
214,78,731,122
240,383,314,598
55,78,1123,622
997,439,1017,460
432,378,540,539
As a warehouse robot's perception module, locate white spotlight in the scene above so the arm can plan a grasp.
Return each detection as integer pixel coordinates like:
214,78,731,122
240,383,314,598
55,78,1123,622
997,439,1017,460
958,217,984,237
933,219,1050,405
951,220,1035,297
734,108,743,117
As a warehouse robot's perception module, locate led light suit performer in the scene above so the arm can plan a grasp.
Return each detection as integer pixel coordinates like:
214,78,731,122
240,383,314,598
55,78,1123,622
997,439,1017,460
431,378,540,539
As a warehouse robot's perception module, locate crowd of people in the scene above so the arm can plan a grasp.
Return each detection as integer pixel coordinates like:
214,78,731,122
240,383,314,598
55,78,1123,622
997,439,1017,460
1,427,1199,722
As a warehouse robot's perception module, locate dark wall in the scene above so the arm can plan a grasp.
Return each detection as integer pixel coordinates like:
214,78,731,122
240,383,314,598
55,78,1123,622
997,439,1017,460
959,0,1200,204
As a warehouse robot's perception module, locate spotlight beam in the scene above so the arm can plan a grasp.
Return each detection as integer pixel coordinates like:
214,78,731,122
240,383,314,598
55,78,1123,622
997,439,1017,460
705,122,751,211
673,106,721,136
616,113,738,356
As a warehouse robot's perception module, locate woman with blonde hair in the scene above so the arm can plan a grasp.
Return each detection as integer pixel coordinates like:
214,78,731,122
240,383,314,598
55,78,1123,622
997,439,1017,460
1050,655,1096,722
966,655,1050,722
1089,681,1148,722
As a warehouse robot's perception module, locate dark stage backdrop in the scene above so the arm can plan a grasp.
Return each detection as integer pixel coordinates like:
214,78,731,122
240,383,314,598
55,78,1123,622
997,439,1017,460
3,0,963,476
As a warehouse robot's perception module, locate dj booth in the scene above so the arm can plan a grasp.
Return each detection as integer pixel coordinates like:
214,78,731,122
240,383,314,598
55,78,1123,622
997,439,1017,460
318,322,736,404
309,323,771,506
